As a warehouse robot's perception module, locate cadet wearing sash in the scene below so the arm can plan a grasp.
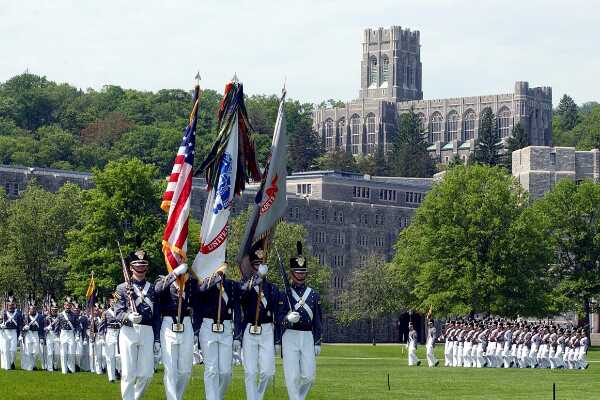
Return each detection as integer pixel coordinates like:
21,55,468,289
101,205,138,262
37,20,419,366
426,320,439,367
74,302,90,372
407,322,420,366
89,304,106,374
115,250,161,400
155,263,198,400
44,299,60,371
21,300,45,370
0,294,22,370
105,293,122,382
279,242,322,400
55,297,79,374
194,267,242,400
239,245,281,400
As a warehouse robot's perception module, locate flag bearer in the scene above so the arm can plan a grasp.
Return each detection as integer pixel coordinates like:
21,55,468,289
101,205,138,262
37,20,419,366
407,322,421,366
280,242,322,400
195,265,241,400
426,320,439,367
115,249,161,400
155,263,199,400
21,299,45,370
239,244,282,400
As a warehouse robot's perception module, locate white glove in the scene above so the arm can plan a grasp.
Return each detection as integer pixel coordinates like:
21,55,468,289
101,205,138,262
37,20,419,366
275,344,281,356
83,340,88,346
258,263,268,278
128,312,142,324
233,339,241,354
314,345,321,356
154,342,161,355
0,323,5,329
173,263,188,277
286,311,300,324
23,325,29,331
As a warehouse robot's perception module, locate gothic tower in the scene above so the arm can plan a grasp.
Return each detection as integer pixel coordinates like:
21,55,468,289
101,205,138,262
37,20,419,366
359,26,423,102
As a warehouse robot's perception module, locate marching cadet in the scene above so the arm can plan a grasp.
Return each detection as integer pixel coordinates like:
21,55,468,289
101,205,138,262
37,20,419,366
55,296,79,374
21,299,45,370
577,329,589,369
279,242,322,400
105,293,122,383
0,293,22,370
155,263,198,400
502,322,513,368
239,244,281,400
115,249,161,400
90,303,106,374
44,299,60,371
425,320,439,367
73,302,90,372
453,322,464,367
407,322,420,366
442,321,454,367
194,265,241,400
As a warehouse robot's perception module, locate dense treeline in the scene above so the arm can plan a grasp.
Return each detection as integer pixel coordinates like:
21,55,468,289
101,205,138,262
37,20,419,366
0,73,323,175
552,95,600,149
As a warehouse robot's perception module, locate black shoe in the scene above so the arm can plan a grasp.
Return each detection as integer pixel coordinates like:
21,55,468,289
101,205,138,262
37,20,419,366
10,363,15,370
417,361,421,366
435,361,440,367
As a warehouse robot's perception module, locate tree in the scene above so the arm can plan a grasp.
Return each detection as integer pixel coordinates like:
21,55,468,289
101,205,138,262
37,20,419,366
390,164,552,317
531,179,600,329
225,206,331,295
64,158,165,297
505,122,529,170
0,182,83,298
315,149,358,172
573,105,600,151
556,94,579,131
336,257,399,344
472,107,501,166
389,108,434,177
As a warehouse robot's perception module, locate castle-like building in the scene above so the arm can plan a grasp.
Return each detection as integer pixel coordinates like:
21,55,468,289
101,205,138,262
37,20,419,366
313,26,554,163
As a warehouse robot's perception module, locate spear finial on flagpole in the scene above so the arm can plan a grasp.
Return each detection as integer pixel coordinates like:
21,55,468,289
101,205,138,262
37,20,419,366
195,71,201,87
232,73,239,83
282,76,287,99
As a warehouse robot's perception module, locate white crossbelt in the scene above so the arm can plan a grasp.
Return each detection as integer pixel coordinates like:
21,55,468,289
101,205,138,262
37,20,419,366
29,314,39,328
133,282,153,312
107,308,115,318
222,289,229,305
254,286,267,308
5,311,17,326
62,311,75,330
291,288,313,321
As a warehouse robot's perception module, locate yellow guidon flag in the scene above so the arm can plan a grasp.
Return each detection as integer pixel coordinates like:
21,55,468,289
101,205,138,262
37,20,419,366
85,271,96,308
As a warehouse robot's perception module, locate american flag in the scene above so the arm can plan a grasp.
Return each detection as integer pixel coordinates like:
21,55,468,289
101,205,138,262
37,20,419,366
161,85,200,273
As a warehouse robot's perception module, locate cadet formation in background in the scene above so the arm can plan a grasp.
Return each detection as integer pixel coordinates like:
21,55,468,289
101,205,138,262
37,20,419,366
406,319,590,370
0,243,322,400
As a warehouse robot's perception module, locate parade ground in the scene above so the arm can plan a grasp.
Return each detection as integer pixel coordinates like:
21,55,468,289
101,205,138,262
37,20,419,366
0,344,597,400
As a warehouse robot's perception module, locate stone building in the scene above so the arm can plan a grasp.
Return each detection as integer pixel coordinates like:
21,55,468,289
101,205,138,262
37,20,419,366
0,165,433,342
312,26,553,163
512,146,600,199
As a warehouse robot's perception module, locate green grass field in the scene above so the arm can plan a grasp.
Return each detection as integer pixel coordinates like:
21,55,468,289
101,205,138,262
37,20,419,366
0,345,598,399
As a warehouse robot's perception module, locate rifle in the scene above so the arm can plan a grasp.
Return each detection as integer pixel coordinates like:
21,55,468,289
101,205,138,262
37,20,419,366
274,247,293,311
117,241,137,314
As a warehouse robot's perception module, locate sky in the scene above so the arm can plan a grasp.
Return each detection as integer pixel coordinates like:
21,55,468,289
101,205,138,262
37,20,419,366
1,0,598,106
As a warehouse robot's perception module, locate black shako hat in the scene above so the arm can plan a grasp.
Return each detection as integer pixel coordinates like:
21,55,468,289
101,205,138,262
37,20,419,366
248,241,265,265
127,249,149,272
290,241,307,273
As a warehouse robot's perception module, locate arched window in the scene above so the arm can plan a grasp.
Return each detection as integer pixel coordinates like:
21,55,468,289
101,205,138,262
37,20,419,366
337,118,346,149
498,107,512,138
324,119,334,149
430,112,443,142
381,56,389,84
463,110,476,140
350,114,361,155
446,111,459,142
366,114,376,154
369,57,378,86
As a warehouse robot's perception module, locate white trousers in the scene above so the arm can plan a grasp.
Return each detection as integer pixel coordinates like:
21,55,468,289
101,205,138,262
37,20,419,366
0,330,5,369
426,343,438,367
46,332,60,371
90,336,105,374
453,343,462,367
444,341,453,366
200,318,233,400
462,342,472,368
242,323,275,400
161,316,194,400
408,341,419,366
105,328,120,381
0,329,17,369
282,330,316,400
119,324,155,400
60,330,76,374
21,330,42,370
